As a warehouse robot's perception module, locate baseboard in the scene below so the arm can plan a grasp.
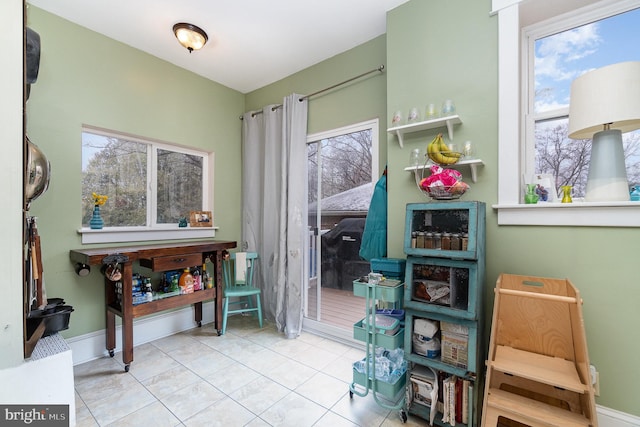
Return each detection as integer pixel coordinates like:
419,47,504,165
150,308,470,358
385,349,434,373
66,301,216,366
597,404,640,427
66,308,640,426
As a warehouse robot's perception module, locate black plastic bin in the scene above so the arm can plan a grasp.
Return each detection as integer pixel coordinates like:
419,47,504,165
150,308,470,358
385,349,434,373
26,299,73,338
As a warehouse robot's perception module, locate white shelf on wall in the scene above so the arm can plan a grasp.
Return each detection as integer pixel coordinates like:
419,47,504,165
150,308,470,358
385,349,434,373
405,158,484,183
388,115,462,148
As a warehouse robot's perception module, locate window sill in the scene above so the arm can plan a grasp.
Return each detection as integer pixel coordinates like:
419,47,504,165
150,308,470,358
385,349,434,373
77,226,218,244
492,201,640,226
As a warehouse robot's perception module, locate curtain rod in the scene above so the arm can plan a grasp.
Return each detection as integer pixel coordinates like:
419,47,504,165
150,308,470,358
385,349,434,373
240,64,385,120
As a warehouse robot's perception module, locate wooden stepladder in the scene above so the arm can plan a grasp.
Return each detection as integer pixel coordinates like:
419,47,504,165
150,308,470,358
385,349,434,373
481,274,597,427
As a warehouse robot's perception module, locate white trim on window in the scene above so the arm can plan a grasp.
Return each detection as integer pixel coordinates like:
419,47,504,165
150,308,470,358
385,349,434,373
79,126,215,242
78,226,218,245
492,0,640,226
496,2,521,206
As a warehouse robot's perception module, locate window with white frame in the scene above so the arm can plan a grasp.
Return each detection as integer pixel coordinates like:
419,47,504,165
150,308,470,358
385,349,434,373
524,4,640,199
81,126,214,242
493,0,640,227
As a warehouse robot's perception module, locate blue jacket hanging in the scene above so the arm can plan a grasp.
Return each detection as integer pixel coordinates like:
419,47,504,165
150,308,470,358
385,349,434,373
359,168,387,261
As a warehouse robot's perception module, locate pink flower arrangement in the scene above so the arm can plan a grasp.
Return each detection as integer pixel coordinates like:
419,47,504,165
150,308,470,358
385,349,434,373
420,165,469,196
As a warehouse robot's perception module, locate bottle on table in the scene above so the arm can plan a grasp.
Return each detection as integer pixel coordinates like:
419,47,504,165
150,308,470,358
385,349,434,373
193,267,201,291
202,263,214,289
170,274,179,292
144,278,153,302
179,268,194,294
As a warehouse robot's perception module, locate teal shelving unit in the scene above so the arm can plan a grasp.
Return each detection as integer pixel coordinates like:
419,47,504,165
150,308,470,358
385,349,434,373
403,201,486,427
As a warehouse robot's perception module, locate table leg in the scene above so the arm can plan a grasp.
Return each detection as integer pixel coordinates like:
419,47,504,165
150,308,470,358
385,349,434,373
194,301,203,327
213,250,223,335
106,309,116,358
104,275,117,357
121,262,134,371
121,315,133,371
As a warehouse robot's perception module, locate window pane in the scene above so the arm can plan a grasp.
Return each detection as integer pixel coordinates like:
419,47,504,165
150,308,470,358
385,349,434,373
318,130,372,200
534,117,589,196
532,6,640,198
534,7,640,114
156,149,203,223
82,132,147,226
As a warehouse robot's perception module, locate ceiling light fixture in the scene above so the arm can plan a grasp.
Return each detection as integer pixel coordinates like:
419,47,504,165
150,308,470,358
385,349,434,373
173,22,208,53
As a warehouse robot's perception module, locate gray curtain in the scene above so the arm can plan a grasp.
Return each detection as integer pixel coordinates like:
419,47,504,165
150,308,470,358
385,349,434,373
241,94,308,338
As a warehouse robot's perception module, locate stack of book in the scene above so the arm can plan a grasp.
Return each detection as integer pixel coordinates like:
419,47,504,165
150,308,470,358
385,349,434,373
439,375,472,425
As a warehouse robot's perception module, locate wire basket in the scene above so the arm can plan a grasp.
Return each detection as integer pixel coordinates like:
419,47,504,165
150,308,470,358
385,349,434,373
413,157,469,200
421,185,468,200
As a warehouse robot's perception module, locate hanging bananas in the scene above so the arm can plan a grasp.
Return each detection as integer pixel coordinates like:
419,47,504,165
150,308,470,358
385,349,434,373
427,133,461,165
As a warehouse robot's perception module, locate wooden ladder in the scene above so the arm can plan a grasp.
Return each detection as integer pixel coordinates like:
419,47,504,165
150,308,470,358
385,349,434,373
481,274,597,427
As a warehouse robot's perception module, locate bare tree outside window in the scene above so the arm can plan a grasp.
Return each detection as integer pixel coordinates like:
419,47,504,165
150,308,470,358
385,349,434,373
82,135,147,227
157,149,203,223
307,129,372,203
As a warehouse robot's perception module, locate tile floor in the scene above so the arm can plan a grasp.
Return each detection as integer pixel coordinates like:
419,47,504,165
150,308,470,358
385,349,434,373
74,316,425,426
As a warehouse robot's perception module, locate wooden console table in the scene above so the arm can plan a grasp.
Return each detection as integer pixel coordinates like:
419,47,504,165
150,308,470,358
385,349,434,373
69,240,236,371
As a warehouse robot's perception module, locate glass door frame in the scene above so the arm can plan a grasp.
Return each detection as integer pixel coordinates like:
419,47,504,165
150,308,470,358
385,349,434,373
303,119,379,339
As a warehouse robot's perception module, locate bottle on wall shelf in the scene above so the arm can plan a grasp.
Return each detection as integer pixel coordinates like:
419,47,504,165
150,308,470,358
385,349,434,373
179,268,194,294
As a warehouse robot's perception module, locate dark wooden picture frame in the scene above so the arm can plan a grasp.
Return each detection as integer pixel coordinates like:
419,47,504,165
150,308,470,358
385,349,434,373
189,210,213,227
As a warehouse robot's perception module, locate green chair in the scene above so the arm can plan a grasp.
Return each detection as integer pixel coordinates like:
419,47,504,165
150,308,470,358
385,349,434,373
221,252,263,334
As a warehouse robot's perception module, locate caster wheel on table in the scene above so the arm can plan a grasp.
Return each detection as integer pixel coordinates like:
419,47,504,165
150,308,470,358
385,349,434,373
198,321,202,327
108,350,114,357
217,329,222,336
349,390,353,399
124,364,130,372
399,409,407,423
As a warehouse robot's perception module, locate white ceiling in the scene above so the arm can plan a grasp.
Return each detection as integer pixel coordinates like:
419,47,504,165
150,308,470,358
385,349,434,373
27,0,409,94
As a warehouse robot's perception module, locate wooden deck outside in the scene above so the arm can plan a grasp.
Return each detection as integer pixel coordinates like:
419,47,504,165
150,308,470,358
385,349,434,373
305,286,366,330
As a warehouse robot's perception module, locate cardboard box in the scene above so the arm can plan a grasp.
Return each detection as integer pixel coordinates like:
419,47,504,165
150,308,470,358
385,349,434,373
441,331,468,369
441,321,469,336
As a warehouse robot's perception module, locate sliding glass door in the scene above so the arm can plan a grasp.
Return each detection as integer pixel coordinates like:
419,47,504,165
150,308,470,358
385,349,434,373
304,120,378,339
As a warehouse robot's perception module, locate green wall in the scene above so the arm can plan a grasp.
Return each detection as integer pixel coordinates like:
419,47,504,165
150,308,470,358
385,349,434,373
25,7,245,336
386,0,639,416
245,35,388,173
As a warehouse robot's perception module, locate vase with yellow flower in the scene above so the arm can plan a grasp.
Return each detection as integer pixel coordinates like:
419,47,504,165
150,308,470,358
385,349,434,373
90,192,108,229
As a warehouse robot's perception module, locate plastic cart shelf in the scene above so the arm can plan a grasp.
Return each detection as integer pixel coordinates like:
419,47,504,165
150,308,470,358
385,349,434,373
349,278,408,422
